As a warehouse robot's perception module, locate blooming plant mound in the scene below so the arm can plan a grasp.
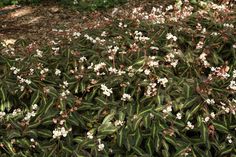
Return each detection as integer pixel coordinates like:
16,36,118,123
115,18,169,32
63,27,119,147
0,0,236,156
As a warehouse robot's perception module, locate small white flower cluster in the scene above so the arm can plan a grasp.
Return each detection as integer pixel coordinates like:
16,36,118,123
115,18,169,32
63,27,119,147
93,62,106,75
73,0,78,5
84,34,105,44
118,22,127,28
163,106,172,114
223,23,234,29
101,84,113,97
101,31,107,37
30,138,38,148
227,135,233,143
52,47,60,54
134,31,150,42
157,77,168,87
176,112,182,120
107,46,119,60
150,46,159,51
10,66,20,75
87,131,94,139
52,126,71,139
228,80,236,91
196,40,204,49
144,69,151,75
0,111,6,119
147,7,165,24
79,56,87,63
166,33,177,41
121,93,131,101
127,66,136,77
29,68,34,75
114,120,124,126
17,76,31,85
147,56,159,68
165,53,179,67
23,104,38,121
186,121,194,130
108,67,118,74
35,49,43,58
166,5,173,11
205,99,215,105
211,32,219,36
12,108,22,116
203,112,215,123
220,102,232,114
199,52,210,68
145,82,157,97
40,68,49,75
97,138,105,151
73,32,81,38
232,69,236,78
55,68,61,76
211,66,230,79
60,81,70,99
16,75,31,92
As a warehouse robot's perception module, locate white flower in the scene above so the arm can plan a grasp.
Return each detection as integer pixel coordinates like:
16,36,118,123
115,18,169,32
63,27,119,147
108,67,118,74
79,56,87,62
163,106,172,113
30,138,35,142
73,32,81,38
144,69,151,75
24,111,36,121
55,69,61,76
157,78,168,87
210,112,215,119
166,5,173,11
206,99,215,105
233,70,236,78
73,0,78,5
166,33,177,41
101,84,113,97
229,81,236,90
87,132,93,139
35,49,43,58
97,138,105,151
94,62,106,72
186,121,194,130
63,81,69,87
114,120,124,126
176,112,182,120
227,135,233,143
98,143,105,151
40,68,49,75
10,67,20,75
32,104,38,110
150,46,159,51
25,79,31,85
52,127,70,139
204,116,210,123
121,93,131,101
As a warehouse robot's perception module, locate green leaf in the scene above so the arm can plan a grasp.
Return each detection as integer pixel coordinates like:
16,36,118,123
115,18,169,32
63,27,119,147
98,122,117,135
30,90,40,106
132,146,146,156
212,122,228,133
102,110,115,124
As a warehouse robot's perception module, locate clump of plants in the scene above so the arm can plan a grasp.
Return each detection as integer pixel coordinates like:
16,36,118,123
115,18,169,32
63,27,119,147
0,0,236,156
0,0,127,10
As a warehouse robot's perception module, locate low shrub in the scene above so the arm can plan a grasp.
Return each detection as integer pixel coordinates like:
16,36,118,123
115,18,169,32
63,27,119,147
0,0,236,156
0,0,127,10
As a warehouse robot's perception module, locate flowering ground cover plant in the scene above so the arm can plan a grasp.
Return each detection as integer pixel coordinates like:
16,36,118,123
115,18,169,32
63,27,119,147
0,0,236,156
